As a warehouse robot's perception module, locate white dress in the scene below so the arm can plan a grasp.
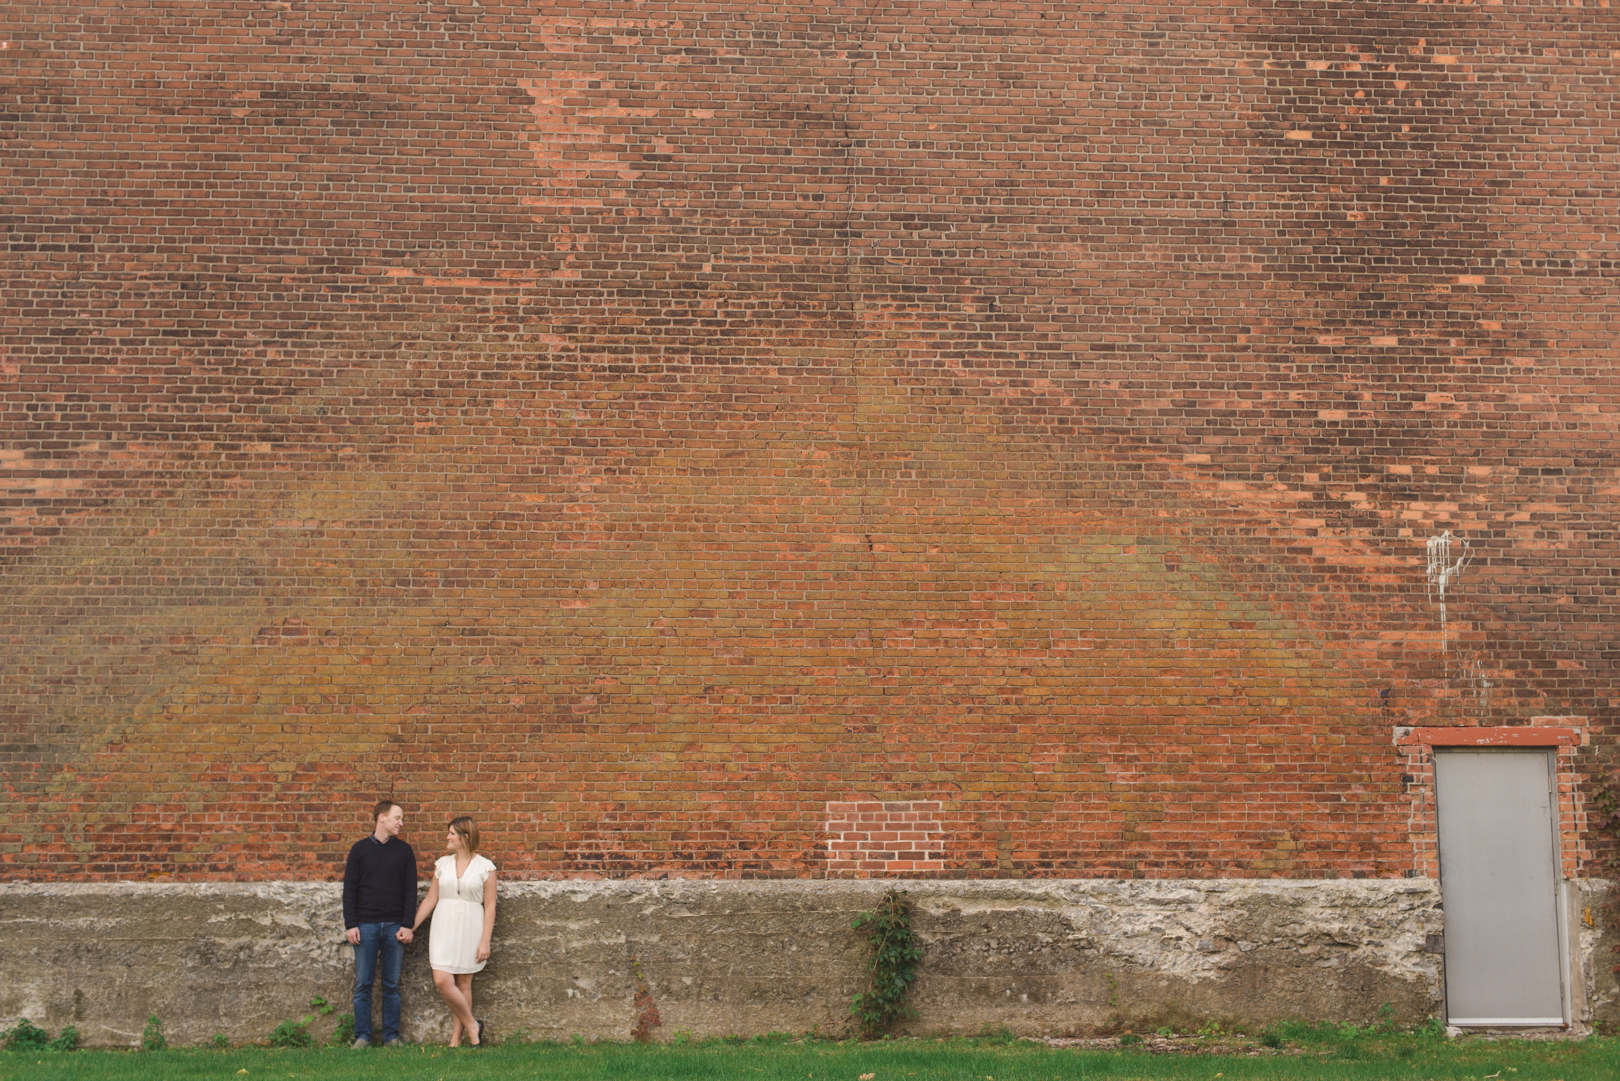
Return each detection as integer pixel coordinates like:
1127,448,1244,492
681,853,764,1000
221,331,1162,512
429,854,495,974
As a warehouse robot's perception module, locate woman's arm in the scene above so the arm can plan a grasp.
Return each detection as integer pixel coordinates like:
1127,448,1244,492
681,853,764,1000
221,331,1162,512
476,870,497,962
411,874,440,932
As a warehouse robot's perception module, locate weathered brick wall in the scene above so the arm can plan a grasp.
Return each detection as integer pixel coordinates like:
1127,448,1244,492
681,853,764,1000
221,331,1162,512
2,2,1615,882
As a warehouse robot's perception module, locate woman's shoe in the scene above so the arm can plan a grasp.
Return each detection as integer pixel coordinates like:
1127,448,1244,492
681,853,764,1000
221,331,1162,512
471,1019,488,1046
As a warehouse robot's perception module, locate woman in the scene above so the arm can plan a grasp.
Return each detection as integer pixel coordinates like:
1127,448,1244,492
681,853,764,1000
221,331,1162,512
410,815,497,1047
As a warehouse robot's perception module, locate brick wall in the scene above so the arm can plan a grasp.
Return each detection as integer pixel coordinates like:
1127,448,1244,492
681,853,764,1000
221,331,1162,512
826,800,945,875
1,2,1615,881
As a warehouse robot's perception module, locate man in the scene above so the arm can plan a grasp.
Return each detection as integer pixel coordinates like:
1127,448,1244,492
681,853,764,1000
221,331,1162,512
343,799,418,1048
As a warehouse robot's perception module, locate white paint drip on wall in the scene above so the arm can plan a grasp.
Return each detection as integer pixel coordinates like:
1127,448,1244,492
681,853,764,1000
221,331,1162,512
1464,652,1493,720
1424,530,1470,653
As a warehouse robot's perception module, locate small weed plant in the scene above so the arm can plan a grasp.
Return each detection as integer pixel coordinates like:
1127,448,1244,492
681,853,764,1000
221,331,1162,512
140,1015,166,1052
2,1020,77,1053
976,1023,1016,1046
269,1017,314,1049
849,888,922,1039
271,995,337,1049
3,1019,52,1052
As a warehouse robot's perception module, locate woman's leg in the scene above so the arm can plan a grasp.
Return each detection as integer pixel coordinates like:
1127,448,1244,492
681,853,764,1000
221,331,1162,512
455,974,479,1044
432,969,478,1045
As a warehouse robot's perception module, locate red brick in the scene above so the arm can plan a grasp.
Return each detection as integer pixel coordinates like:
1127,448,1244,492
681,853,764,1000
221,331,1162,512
0,1,1614,883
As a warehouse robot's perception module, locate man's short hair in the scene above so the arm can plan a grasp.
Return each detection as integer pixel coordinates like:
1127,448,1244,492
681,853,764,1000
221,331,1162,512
373,799,400,822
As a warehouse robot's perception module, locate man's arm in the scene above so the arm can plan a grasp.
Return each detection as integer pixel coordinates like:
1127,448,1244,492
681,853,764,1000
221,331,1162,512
395,845,419,942
342,843,362,943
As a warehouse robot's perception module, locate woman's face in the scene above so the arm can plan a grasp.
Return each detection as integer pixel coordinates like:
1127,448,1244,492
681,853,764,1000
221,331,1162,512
446,827,463,853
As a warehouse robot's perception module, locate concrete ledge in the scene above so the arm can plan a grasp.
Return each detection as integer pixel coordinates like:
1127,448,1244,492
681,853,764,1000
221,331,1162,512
0,878,1461,1046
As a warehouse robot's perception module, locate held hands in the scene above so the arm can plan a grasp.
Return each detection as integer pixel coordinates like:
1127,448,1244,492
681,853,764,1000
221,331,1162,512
342,927,412,944
475,941,490,963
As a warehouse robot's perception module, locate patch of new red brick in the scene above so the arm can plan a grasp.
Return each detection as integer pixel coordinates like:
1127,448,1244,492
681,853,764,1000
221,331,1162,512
826,800,945,876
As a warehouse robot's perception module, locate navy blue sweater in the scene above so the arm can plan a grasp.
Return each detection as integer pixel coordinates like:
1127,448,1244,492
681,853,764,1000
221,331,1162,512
342,835,418,929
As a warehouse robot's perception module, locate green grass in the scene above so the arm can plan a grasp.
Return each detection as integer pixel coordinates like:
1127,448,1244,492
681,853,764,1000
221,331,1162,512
0,1032,1614,1081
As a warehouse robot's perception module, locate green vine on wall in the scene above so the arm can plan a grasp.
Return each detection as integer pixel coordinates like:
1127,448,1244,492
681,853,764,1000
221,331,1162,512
629,955,662,1043
1592,762,1620,996
850,888,922,1039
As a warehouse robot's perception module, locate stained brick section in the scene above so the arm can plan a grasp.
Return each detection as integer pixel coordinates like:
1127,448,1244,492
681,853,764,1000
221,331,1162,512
826,801,945,875
0,3,1615,881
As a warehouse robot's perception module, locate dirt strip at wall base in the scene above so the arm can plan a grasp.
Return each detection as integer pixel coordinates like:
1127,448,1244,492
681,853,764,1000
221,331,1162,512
0,878,1609,1047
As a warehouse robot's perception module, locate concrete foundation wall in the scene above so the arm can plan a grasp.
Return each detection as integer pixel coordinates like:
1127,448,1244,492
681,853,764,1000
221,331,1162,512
0,877,1527,1047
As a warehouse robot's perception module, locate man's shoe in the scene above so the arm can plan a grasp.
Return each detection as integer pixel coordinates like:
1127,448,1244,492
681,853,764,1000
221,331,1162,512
383,1037,405,1048
351,1037,370,1049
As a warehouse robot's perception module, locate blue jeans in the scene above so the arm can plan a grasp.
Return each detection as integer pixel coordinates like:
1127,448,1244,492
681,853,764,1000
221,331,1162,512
352,922,404,1043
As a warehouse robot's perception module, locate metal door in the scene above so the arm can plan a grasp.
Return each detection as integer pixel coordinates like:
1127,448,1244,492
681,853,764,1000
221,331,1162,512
1433,749,1565,1026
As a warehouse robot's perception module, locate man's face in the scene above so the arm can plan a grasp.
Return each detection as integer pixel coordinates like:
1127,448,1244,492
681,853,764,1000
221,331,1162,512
377,804,404,838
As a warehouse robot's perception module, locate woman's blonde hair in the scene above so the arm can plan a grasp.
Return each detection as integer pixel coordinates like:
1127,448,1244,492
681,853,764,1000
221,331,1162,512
448,815,480,854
